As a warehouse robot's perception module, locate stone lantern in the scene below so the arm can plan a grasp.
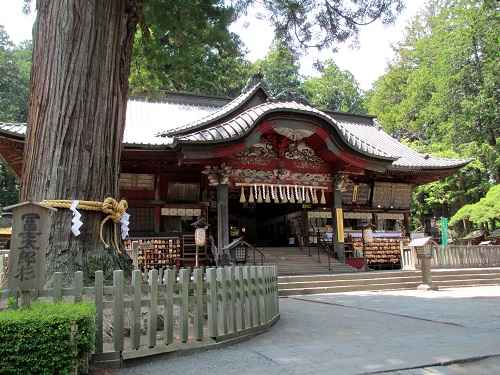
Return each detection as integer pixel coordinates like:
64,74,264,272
408,237,438,291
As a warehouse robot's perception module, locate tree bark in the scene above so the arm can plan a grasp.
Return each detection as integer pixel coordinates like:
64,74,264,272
20,0,140,285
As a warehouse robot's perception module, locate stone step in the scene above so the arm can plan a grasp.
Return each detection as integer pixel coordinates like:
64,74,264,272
278,268,500,282
255,246,357,275
278,268,500,296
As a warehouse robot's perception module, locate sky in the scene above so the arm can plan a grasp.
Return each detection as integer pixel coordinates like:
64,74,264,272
0,1,424,91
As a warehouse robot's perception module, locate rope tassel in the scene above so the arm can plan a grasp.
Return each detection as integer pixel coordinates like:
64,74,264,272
40,197,128,253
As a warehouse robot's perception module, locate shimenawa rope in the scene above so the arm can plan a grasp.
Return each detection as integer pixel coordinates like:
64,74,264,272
41,197,128,253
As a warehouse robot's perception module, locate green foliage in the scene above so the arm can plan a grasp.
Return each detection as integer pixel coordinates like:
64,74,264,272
0,163,19,208
233,0,405,52
0,27,24,206
129,0,407,97
0,26,31,123
7,296,16,308
301,59,367,114
450,184,500,227
251,40,302,95
370,0,500,178
368,0,500,228
0,300,97,375
129,0,251,97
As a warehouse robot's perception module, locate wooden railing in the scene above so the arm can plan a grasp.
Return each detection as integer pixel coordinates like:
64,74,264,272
401,244,500,270
1,265,280,363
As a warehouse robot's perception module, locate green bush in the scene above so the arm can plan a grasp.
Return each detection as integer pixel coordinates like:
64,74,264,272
0,300,97,375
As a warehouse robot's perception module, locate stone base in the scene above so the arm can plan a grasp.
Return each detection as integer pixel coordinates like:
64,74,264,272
417,283,439,291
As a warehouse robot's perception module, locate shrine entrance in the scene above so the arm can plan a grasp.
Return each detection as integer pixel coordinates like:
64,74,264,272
223,180,333,248
228,199,308,247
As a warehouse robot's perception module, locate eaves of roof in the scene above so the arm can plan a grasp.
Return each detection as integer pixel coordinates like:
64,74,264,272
0,123,28,139
157,82,270,137
171,101,473,170
172,100,397,161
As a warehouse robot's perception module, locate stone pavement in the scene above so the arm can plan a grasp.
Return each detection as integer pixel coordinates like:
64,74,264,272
105,285,500,375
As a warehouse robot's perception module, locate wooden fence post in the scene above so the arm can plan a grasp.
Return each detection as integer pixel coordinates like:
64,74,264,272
193,268,204,341
251,267,261,326
227,267,236,334
179,268,190,343
94,271,104,354
52,272,63,301
131,241,139,269
148,269,158,348
74,271,83,303
113,270,124,352
164,268,175,345
217,267,228,335
236,266,245,331
206,267,218,338
243,266,253,328
131,269,142,350
257,267,266,324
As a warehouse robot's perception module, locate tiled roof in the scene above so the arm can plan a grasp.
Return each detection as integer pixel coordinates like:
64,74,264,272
124,98,219,146
0,90,472,171
157,82,269,137
0,123,27,137
172,100,471,169
486,229,500,239
334,120,471,170
462,229,487,240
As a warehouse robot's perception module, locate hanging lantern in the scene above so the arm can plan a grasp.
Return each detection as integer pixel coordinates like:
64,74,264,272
265,185,271,203
320,189,326,205
239,186,246,203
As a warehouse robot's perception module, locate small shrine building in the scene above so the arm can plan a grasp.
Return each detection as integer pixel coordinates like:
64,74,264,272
0,75,471,269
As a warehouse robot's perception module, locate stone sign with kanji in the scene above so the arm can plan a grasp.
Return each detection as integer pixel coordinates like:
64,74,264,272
6,202,56,291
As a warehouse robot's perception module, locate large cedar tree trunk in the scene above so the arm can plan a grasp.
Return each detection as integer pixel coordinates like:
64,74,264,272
20,1,140,285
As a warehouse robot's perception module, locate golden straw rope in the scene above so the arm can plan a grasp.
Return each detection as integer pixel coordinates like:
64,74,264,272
41,197,128,253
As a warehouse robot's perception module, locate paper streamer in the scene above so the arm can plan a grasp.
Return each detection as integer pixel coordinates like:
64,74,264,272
70,200,83,236
120,212,130,239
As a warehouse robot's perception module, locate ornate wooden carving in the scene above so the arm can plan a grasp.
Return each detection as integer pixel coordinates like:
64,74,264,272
237,134,322,163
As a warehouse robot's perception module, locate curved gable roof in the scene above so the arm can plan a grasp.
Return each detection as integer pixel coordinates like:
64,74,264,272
169,100,471,171
158,82,271,137
172,100,394,160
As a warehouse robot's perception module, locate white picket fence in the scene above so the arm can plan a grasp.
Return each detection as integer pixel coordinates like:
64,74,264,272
401,244,500,270
1,265,280,363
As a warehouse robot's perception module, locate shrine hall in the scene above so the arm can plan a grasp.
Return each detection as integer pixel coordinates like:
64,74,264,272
0,74,471,270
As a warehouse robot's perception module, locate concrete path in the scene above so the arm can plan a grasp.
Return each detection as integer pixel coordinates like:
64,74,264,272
101,285,500,375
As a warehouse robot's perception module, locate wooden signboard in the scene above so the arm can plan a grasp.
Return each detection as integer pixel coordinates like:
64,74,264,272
6,202,56,291
341,182,370,205
336,208,344,243
371,182,412,209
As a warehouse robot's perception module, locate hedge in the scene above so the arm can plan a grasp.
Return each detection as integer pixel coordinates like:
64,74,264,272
0,300,97,375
